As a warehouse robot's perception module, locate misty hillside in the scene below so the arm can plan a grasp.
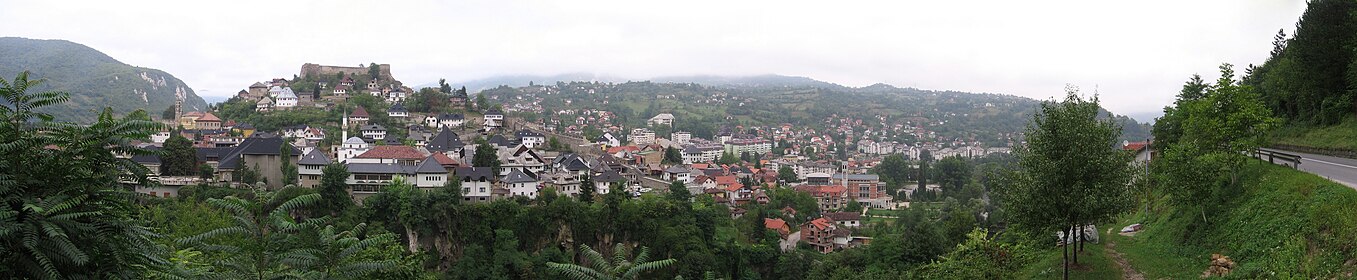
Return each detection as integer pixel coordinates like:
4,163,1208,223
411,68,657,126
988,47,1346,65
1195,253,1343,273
0,37,207,122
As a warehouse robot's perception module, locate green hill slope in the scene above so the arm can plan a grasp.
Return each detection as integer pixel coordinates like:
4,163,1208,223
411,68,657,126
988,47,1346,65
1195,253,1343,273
0,37,207,123
1110,163,1357,278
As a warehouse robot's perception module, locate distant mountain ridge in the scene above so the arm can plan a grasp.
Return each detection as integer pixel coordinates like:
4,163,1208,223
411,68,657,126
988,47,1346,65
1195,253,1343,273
0,37,208,122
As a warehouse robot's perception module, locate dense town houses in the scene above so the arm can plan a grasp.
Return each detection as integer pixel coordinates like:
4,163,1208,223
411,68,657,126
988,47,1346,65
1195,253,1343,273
126,69,1026,256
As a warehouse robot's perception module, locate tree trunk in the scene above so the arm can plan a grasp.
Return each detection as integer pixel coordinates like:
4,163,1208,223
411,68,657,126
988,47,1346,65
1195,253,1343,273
405,224,420,253
1072,226,1080,264
1063,226,1071,280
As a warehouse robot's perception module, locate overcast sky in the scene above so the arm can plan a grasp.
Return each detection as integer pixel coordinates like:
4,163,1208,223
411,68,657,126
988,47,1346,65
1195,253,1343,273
0,0,1307,119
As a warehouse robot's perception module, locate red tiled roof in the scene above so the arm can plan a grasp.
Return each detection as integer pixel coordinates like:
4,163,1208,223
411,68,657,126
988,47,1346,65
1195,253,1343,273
355,145,426,160
1123,141,1149,152
691,163,710,169
715,175,738,186
765,218,788,231
197,112,221,122
351,106,370,117
808,217,834,231
726,183,744,192
606,145,639,154
431,152,460,166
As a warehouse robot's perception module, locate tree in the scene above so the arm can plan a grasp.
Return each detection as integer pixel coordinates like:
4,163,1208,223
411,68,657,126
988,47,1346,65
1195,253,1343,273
844,200,863,213
668,181,691,202
718,151,737,165
777,166,799,183
0,71,166,278
198,163,215,180
162,104,177,120
580,173,595,203
548,137,564,151
363,177,429,253
438,78,452,94
473,142,502,173
318,163,353,216
162,132,198,176
934,156,972,195
1160,64,1280,222
368,62,381,80
280,143,298,186
917,150,932,191
997,87,1133,280
547,243,677,280
664,147,683,164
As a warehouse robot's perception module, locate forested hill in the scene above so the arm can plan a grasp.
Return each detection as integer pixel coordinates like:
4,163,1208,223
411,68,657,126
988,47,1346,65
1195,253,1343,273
1246,0,1356,125
479,80,1152,145
0,37,208,123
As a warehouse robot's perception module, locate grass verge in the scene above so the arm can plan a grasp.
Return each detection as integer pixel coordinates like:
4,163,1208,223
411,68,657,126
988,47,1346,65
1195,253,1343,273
1271,117,1357,153
1110,162,1357,278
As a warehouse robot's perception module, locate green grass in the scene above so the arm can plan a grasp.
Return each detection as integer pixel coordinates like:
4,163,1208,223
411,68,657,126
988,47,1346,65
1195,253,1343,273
1018,238,1122,280
1271,116,1357,152
1109,162,1357,278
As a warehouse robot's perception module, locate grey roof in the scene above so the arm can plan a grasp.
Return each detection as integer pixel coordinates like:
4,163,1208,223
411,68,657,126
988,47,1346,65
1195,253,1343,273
832,173,880,180
383,138,402,145
415,156,446,173
361,124,386,131
485,108,503,116
132,146,161,164
426,128,464,152
387,103,407,113
551,153,592,172
195,147,230,162
595,170,625,183
454,167,494,181
665,165,690,174
217,134,301,170
438,113,464,121
502,169,538,183
235,123,254,129
249,82,267,88
343,137,367,145
487,134,519,148
298,150,331,165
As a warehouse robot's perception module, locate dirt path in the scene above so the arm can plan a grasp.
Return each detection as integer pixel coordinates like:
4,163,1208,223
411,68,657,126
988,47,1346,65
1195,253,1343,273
1104,241,1146,280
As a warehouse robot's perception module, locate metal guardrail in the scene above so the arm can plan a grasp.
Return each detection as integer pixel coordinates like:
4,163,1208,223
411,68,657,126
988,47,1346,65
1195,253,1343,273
1253,149,1302,169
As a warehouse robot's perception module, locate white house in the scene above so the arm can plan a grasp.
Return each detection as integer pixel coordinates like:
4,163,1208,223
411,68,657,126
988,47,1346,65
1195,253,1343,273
630,128,655,145
438,113,465,128
387,103,408,118
649,113,674,126
483,109,504,130
502,169,540,199
596,132,621,147
361,124,387,140
274,87,298,108
499,144,546,176
672,131,692,145
515,129,546,148
454,167,495,202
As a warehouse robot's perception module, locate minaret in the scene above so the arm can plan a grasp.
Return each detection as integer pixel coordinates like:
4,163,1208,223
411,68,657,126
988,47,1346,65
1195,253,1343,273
173,87,184,122
341,107,349,140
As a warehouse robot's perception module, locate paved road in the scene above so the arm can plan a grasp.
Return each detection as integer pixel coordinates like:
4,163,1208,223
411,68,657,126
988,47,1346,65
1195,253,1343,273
1261,148,1357,188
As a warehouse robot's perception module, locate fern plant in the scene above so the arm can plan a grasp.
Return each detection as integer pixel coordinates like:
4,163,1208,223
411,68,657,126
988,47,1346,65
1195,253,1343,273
546,243,677,280
0,71,167,278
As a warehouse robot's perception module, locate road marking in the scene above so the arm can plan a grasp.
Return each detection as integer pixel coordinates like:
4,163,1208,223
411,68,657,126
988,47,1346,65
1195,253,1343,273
1304,157,1357,170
